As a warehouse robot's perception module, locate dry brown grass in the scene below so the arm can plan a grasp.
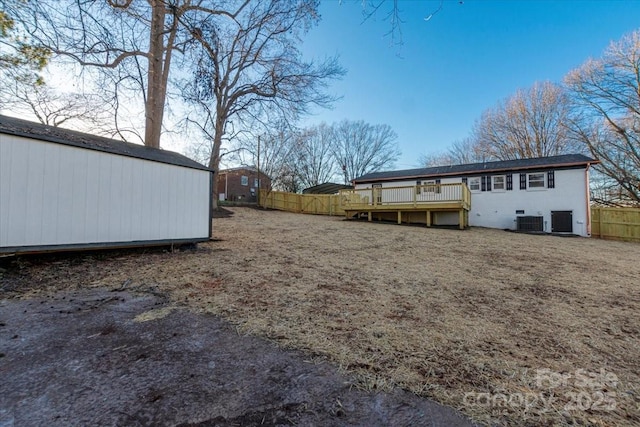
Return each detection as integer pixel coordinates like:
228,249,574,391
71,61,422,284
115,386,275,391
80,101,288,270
4,207,639,426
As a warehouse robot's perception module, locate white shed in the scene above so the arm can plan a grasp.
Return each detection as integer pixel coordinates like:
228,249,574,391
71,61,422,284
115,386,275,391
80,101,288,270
0,115,213,255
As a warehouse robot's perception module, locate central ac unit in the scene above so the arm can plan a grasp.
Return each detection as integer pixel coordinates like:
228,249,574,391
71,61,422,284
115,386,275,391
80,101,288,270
516,216,544,232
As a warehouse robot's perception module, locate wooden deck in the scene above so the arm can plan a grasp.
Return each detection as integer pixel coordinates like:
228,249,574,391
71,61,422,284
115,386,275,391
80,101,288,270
339,183,471,229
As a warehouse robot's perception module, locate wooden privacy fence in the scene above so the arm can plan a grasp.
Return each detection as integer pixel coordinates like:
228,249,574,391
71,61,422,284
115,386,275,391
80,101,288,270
259,190,345,216
259,191,639,242
591,206,640,243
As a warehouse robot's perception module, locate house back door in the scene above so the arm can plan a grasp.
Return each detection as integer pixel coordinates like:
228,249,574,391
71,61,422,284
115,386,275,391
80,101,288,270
551,211,573,233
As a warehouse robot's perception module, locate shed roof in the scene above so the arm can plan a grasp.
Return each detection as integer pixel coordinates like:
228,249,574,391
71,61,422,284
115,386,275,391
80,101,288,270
302,183,353,194
0,115,212,172
354,154,598,183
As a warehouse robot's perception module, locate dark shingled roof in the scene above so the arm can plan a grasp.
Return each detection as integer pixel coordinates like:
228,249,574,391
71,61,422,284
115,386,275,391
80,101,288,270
302,183,353,194
0,114,212,172
354,154,599,183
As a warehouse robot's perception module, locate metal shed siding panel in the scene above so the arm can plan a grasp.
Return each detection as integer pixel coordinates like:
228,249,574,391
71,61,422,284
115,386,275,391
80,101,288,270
1,134,211,250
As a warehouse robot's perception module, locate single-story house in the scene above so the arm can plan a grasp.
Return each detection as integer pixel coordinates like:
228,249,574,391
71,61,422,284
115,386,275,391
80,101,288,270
217,167,271,202
345,154,599,236
0,115,214,255
302,183,352,195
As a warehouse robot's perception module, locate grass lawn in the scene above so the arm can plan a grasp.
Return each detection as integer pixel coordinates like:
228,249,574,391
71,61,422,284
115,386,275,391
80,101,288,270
4,207,639,426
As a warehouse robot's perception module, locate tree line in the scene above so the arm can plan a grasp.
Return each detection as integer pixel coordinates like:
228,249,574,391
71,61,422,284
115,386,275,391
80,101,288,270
1,0,402,201
2,1,638,204
1,0,349,208
229,119,400,192
420,30,640,205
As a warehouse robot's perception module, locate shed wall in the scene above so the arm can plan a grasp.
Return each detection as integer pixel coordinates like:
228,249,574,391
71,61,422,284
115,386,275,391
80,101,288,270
1,134,211,251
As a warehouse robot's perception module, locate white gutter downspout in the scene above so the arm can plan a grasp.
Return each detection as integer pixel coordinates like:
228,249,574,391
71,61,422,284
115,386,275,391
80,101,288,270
585,163,592,236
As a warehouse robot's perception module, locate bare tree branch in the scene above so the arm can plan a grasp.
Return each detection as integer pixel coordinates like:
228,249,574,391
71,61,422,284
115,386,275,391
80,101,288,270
332,119,400,184
181,0,344,207
471,81,580,160
565,29,640,204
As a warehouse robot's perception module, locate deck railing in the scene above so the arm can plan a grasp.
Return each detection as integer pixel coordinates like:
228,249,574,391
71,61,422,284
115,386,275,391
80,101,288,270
339,183,470,210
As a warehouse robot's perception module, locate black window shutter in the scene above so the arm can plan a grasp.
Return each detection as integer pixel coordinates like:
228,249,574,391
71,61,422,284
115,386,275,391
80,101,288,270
481,176,486,191
435,178,441,193
486,175,492,191
547,170,555,188
506,174,513,190
520,173,527,190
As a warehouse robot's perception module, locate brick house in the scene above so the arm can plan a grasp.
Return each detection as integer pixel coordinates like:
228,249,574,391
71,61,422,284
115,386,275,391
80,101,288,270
217,167,271,202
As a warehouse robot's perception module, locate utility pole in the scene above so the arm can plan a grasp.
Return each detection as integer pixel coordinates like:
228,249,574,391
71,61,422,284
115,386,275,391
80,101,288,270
257,134,261,206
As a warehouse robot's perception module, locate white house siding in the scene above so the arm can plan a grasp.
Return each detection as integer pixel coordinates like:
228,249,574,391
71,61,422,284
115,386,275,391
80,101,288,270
0,134,211,250
466,168,589,236
353,169,590,236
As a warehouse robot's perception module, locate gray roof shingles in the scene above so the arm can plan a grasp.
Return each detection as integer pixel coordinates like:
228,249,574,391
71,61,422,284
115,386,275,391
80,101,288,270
0,114,212,172
302,183,353,194
354,154,598,183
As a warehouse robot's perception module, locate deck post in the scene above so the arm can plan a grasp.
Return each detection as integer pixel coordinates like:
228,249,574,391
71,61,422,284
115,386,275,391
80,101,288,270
397,211,402,224
368,211,372,222
426,210,432,227
459,209,465,230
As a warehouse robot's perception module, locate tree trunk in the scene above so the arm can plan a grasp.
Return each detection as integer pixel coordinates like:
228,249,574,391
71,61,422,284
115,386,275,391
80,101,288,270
208,116,225,212
144,1,166,148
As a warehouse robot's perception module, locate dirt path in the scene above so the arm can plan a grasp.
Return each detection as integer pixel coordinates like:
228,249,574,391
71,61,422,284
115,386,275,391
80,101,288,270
0,288,476,427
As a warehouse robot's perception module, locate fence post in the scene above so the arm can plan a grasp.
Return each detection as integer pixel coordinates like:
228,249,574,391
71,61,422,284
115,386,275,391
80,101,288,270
598,208,603,238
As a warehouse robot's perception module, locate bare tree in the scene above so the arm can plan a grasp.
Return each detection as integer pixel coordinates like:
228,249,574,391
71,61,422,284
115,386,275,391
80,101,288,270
230,122,300,191
0,74,111,129
232,122,336,192
332,119,400,184
294,123,338,188
418,137,490,167
447,137,493,164
255,130,298,191
355,0,459,47
472,81,579,160
417,151,456,167
565,29,640,204
5,0,250,148
182,0,344,207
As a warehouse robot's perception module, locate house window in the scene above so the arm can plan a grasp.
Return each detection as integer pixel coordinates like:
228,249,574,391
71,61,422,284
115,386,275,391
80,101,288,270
241,175,249,186
468,177,481,192
528,173,545,189
492,175,506,191
423,180,437,193
416,180,421,195
254,178,259,188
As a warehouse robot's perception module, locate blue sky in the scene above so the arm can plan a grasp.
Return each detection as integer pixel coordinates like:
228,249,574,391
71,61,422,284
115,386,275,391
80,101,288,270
300,0,640,168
